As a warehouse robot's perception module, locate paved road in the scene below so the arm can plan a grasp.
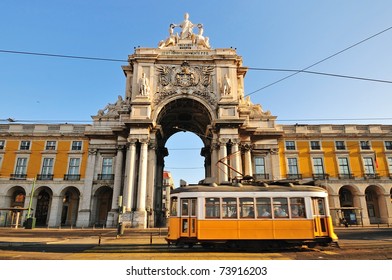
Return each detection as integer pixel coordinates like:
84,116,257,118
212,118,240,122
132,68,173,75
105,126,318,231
0,227,391,260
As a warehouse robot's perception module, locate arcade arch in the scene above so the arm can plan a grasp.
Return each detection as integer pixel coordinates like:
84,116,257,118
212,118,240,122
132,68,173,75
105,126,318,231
34,187,53,226
93,186,113,226
59,187,80,226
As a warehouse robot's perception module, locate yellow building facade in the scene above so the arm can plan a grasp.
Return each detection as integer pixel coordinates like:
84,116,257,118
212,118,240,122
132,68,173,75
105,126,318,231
278,124,392,226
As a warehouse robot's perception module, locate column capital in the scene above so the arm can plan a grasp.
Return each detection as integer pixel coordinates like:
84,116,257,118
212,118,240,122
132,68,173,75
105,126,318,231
88,148,98,156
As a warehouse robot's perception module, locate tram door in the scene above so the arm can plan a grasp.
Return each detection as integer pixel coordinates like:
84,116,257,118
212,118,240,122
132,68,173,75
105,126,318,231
312,198,329,237
180,198,197,238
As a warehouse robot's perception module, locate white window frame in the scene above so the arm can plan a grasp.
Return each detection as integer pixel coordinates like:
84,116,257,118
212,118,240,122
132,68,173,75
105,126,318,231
20,140,31,150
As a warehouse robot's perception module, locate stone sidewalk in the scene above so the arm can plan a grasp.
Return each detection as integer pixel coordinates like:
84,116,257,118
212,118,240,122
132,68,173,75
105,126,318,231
0,227,168,246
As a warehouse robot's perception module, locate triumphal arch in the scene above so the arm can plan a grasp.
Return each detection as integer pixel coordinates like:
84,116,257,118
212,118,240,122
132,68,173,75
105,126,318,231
85,14,282,228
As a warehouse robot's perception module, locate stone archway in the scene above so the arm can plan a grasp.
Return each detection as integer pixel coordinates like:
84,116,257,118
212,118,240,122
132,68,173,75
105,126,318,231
60,187,80,226
365,185,385,224
35,188,52,226
89,14,282,229
94,186,113,226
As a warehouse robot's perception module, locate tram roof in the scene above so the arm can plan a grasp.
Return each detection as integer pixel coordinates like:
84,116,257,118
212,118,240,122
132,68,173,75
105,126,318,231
170,183,326,194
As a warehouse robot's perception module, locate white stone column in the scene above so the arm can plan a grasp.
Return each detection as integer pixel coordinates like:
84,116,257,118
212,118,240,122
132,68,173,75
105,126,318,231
231,140,242,180
218,139,228,183
357,194,370,226
124,140,137,210
137,140,148,211
243,145,253,177
76,149,97,227
111,146,124,210
210,142,219,180
48,195,62,227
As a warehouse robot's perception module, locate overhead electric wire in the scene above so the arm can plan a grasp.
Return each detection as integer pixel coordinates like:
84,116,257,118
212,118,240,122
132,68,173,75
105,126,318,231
0,49,128,62
245,25,392,97
247,68,392,84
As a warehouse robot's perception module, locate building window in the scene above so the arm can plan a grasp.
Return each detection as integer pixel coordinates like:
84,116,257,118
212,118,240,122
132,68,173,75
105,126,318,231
285,141,296,150
13,157,28,179
363,157,375,175
102,158,113,174
20,141,31,150
0,140,5,150
254,156,268,179
385,141,392,150
310,141,321,150
338,157,351,177
68,158,80,174
335,141,346,150
65,158,80,180
71,141,82,151
39,158,54,180
287,158,300,178
360,141,371,150
99,158,114,180
45,141,56,150
313,157,324,174
388,157,392,176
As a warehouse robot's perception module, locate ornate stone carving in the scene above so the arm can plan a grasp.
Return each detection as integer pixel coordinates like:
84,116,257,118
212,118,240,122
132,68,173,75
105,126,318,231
222,74,231,96
239,96,271,118
155,62,216,105
138,73,150,96
97,95,129,117
157,13,211,50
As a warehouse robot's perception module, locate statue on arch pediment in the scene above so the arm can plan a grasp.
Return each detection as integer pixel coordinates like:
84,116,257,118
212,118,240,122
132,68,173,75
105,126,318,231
157,13,211,49
97,95,129,117
158,24,179,49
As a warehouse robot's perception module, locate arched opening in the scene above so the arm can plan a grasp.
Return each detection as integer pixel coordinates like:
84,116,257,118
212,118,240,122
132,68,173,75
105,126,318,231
153,97,214,227
60,187,80,226
337,185,362,225
35,189,52,226
339,187,354,207
7,186,26,208
94,186,113,226
165,132,205,186
365,185,383,224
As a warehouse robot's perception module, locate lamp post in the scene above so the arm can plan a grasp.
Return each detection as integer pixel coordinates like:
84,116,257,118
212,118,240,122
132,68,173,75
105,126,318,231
26,177,36,218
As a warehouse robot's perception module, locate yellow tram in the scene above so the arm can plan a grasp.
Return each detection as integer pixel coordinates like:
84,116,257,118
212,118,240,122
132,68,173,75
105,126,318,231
166,182,338,248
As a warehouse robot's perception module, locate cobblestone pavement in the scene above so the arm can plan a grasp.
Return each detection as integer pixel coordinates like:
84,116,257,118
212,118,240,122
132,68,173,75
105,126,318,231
0,227,391,260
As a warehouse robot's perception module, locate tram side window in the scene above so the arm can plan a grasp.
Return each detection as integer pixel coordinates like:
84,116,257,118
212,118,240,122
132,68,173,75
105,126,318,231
222,198,237,218
290,197,306,218
170,197,178,216
181,199,189,216
205,198,220,218
273,198,289,218
240,198,255,218
256,198,272,218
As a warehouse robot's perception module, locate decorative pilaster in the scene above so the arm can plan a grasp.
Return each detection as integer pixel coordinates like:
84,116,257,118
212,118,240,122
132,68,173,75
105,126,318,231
123,139,137,210
218,139,228,183
243,144,253,177
76,148,97,227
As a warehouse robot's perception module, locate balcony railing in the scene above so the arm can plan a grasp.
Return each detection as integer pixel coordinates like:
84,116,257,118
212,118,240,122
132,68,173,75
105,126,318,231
339,173,355,180
253,173,270,180
37,174,54,180
312,173,329,180
364,173,380,179
97,174,115,180
10,174,27,180
287,173,302,180
64,174,81,181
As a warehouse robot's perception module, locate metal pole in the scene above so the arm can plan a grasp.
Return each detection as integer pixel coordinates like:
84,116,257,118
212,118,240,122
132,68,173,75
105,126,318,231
27,177,36,218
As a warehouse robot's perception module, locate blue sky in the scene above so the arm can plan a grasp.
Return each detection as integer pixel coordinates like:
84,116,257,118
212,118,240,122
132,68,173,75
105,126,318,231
1,1,392,186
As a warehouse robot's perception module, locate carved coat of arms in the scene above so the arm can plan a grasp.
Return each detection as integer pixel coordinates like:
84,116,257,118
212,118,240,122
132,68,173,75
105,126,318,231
155,62,215,105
